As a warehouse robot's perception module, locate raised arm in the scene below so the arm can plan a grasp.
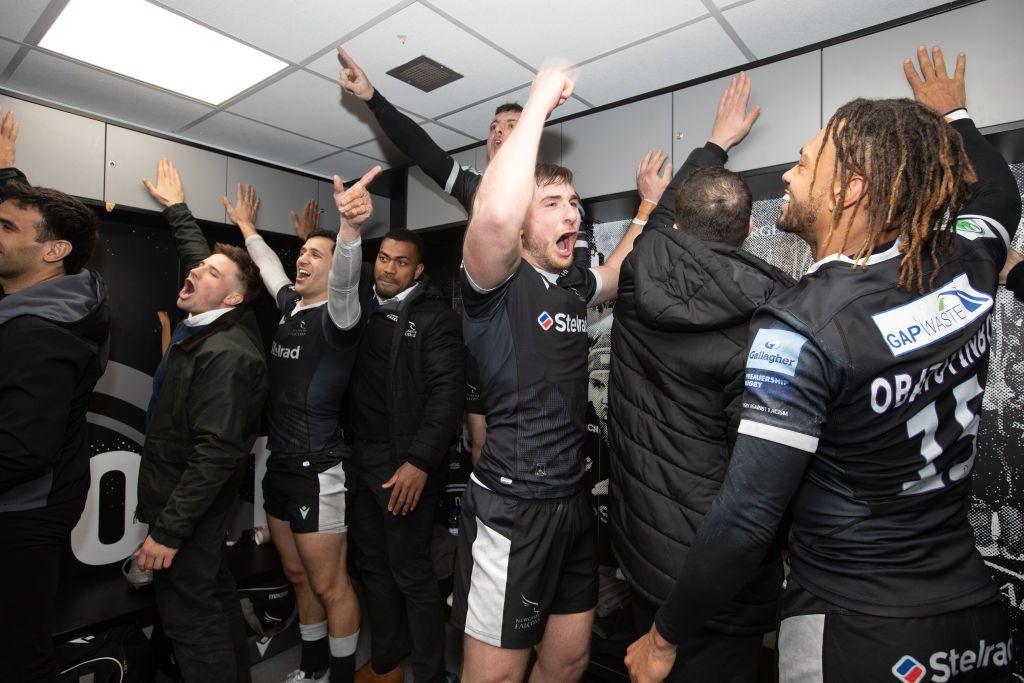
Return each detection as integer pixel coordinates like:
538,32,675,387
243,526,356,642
464,69,574,290
142,158,210,270
223,183,293,305
0,108,27,196
588,151,671,305
648,72,760,232
905,45,1021,254
338,47,476,209
326,165,381,330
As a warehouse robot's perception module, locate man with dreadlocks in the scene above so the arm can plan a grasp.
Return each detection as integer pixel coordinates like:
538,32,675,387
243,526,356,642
625,45,1021,683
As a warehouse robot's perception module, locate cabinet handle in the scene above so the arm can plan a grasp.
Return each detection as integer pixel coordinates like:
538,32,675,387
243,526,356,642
675,132,684,141
108,160,116,167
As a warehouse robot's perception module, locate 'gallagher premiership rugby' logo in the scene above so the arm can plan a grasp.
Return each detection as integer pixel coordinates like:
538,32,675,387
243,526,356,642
872,273,992,357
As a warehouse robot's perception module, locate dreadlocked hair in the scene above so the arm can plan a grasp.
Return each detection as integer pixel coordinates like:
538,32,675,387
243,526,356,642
815,98,976,293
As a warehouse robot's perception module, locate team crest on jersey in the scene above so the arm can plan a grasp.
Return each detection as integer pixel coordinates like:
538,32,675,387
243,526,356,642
871,273,992,357
891,655,926,682
954,217,996,241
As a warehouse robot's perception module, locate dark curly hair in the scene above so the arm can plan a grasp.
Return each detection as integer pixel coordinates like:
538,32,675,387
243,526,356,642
2,182,98,274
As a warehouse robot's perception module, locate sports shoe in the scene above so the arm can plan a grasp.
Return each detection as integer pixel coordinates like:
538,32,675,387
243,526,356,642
355,662,404,683
122,556,152,589
283,669,328,683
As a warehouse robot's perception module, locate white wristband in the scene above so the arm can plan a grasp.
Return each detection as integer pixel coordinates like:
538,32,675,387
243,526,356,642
632,217,647,226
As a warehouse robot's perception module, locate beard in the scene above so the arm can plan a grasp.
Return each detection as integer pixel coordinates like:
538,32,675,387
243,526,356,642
522,232,572,274
776,195,819,241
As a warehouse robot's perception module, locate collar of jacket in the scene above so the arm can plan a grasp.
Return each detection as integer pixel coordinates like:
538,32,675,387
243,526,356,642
177,305,247,353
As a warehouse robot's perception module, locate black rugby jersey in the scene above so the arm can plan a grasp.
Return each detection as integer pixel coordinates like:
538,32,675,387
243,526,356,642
653,115,1022,646
266,287,360,457
462,260,600,499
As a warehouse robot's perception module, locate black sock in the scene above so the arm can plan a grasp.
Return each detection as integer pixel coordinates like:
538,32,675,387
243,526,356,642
329,654,356,683
300,636,329,676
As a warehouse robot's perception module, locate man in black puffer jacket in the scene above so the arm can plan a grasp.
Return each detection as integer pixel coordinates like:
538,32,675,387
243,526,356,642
608,74,794,683
347,228,464,683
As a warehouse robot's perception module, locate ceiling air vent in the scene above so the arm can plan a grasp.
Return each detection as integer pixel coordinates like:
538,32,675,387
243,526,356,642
386,55,463,92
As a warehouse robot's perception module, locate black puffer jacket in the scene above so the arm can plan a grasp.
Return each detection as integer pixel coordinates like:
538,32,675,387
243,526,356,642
608,225,794,635
356,269,465,480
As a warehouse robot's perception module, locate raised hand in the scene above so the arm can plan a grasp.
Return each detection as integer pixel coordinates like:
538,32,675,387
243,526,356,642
904,45,966,116
636,149,672,205
709,72,760,152
333,165,382,229
291,199,321,241
222,183,260,237
142,158,185,207
0,109,20,169
527,68,575,117
337,46,375,102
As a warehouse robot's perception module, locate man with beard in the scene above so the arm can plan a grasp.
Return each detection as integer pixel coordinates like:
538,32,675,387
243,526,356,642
346,224,465,683
137,158,268,682
626,47,1021,683
454,69,642,683
0,109,110,682
225,167,380,683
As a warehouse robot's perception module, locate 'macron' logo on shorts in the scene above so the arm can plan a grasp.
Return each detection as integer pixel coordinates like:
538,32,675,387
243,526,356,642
537,311,554,331
892,655,927,682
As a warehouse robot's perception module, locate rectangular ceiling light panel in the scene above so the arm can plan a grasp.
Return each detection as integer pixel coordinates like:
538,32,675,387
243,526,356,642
39,0,286,105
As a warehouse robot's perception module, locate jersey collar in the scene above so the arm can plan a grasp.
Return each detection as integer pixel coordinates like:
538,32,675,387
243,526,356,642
805,237,902,275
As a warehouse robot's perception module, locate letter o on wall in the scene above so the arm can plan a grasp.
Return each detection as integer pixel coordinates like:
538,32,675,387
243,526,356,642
71,450,148,566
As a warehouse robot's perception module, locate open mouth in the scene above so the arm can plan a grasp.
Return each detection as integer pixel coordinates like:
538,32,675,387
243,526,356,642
295,268,311,283
555,231,577,258
178,277,195,299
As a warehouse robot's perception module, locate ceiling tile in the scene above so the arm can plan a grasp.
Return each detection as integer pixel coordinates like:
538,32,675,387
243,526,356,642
0,37,21,75
0,0,49,42
428,0,708,66
349,135,409,165
419,122,476,151
7,50,211,132
229,69,388,148
723,0,949,59
573,18,745,107
179,111,339,166
302,149,389,182
306,3,534,118
437,85,589,140
158,0,407,63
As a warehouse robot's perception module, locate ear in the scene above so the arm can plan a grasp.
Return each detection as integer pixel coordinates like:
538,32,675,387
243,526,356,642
841,174,867,209
42,239,73,265
414,263,425,280
223,291,244,307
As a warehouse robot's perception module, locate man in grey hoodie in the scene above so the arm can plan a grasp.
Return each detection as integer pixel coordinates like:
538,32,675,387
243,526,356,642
0,108,110,682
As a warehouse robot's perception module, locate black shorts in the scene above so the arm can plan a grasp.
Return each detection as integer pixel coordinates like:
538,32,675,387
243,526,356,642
778,577,1012,683
451,477,598,649
263,454,348,534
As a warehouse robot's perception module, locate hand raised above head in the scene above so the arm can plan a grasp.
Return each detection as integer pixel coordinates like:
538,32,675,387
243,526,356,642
291,198,321,241
708,71,760,153
337,46,375,102
527,67,575,117
142,158,185,207
0,109,20,169
904,45,966,116
334,165,382,228
636,149,672,205
223,183,260,230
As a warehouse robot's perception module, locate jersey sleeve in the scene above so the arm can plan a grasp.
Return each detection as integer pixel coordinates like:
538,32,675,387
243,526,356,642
950,114,1021,262
367,89,480,212
735,313,838,455
276,286,299,316
459,262,518,319
465,350,484,415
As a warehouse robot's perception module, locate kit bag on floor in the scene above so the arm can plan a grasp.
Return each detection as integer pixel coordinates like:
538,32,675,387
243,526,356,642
238,576,297,637
54,624,154,683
